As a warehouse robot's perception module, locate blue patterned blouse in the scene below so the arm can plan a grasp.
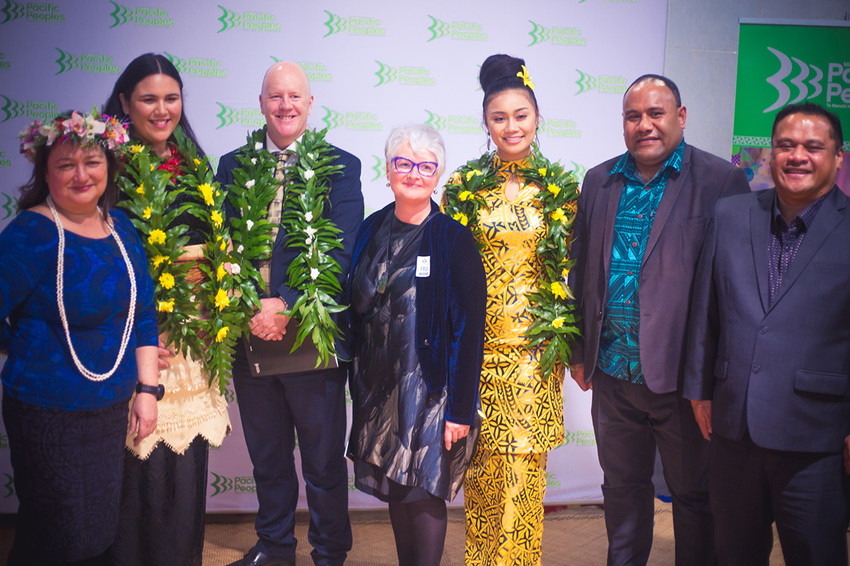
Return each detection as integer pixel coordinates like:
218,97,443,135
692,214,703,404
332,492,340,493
0,209,158,410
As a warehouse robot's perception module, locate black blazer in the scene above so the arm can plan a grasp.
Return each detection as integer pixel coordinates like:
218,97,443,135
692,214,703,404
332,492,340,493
215,138,364,359
684,186,850,453
568,144,750,393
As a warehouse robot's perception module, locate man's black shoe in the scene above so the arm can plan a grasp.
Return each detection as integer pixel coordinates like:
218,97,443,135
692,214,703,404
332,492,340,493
227,545,295,566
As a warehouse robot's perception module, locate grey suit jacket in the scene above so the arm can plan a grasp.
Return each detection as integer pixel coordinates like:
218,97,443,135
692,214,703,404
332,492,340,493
684,186,850,453
568,144,750,394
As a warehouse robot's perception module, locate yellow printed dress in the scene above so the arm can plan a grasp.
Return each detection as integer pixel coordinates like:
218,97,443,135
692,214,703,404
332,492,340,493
463,156,564,566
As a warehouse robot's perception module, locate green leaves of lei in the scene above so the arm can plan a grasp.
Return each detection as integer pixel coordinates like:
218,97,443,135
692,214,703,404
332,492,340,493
442,148,581,380
117,127,257,394
279,129,346,366
229,127,346,367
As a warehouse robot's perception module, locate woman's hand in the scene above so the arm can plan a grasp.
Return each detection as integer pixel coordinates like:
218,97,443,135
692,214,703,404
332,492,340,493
157,338,174,370
129,392,157,446
131,345,159,446
444,420,470,450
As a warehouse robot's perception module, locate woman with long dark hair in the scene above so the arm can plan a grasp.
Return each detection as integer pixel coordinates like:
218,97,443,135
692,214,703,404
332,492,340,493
104,53,230,566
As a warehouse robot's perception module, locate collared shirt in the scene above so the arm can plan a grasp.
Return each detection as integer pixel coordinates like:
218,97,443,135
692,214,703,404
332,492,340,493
767,192,826,305
597,140,685,384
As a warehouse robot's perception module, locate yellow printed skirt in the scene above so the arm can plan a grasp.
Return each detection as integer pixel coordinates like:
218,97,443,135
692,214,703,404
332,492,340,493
465,446,548,566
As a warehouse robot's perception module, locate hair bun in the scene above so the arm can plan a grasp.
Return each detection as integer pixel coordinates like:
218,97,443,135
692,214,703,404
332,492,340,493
479,54,526,94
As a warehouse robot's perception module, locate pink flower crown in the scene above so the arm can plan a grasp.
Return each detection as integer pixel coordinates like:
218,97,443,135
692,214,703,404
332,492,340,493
18,109,129,163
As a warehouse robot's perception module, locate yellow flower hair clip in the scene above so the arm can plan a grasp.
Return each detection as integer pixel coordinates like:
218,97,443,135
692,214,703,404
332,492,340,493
516,65,535,90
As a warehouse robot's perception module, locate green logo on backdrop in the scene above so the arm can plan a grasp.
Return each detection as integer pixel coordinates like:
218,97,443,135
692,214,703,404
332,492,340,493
217,5,280,33
571,161,587,183
539,118,582,139
425,110,481,135
426,15,487,42
215,102,264,130
734,24,850,147
295,61,332,83
1,0,63,23
2,473,13,498
575,70,627,95
0,94,57,122
320,106,344,130
321,105,382,131
322,10,385,38
0,52,9,70
209,472,256,496
374,61,434,87
1,193,16,219
563,429,596,446
165,52,226,78
108,1,173,28
370,155,386,181
55,48,119,75
545,472,561,488
528,20,586,47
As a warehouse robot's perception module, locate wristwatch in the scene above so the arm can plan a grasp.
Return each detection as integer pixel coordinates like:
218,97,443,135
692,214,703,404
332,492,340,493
136,382,165,401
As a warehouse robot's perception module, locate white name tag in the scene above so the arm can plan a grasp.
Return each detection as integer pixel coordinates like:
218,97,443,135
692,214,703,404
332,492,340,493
416,256,431,278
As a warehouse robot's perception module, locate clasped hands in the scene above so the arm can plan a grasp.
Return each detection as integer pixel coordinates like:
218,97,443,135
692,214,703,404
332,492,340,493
249,297,290,341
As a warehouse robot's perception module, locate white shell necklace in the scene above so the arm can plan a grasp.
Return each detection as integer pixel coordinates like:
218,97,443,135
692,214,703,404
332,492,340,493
47,195,137,381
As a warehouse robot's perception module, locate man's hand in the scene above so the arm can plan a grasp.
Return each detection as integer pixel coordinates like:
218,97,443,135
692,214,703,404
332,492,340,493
249,297,290,341
570,363,591,391
691,399,712,441
444,421,470,450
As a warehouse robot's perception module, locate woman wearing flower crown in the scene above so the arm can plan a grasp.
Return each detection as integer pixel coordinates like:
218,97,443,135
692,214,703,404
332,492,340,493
0,110,159,565
442,54,580,565
102,53,230,566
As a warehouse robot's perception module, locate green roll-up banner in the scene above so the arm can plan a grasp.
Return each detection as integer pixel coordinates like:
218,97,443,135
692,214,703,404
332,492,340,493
732,19,850,192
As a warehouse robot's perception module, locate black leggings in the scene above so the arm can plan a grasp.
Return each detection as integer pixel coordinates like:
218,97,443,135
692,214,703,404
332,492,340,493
388,496,448,566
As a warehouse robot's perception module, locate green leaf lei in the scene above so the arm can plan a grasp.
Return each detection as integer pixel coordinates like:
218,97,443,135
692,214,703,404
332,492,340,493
442,147,581,380
117,128,255,394
223,127,347,368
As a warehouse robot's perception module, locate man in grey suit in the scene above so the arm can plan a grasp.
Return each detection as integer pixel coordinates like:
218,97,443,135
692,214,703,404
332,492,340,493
568,74,750,566
685,103,848,565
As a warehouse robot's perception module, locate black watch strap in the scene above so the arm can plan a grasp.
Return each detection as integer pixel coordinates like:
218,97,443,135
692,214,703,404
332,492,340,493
136,382,165,401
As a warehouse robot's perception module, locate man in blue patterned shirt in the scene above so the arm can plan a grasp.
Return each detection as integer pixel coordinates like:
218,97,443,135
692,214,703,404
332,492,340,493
568,74,750,566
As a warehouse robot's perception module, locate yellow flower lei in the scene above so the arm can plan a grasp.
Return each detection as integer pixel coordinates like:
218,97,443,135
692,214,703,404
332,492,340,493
441,148,581,379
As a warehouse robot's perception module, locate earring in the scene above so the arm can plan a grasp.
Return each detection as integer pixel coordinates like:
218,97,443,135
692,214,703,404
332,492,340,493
487,137,491,152
386,182,390,187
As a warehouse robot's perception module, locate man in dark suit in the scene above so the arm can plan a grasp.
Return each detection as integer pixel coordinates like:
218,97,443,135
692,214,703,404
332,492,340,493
685,103,848,565
216,61,363,566
568,74,750,566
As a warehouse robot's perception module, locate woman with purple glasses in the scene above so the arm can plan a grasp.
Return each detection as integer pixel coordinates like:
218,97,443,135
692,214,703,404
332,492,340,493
345,124,486,566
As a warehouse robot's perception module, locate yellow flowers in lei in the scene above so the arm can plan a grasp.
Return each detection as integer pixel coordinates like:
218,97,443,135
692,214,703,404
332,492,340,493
442,148,581,380
116,127,254,393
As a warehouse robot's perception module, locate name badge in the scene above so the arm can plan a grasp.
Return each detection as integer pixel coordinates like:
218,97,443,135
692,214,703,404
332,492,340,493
416,256,431,278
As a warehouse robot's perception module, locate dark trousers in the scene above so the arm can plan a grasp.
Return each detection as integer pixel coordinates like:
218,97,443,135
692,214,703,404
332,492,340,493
711,432,850,566
592,371,714,566
232,353,352,566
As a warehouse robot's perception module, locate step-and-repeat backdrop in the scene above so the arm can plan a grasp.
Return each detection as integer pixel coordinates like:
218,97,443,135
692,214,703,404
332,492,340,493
0,0,668,511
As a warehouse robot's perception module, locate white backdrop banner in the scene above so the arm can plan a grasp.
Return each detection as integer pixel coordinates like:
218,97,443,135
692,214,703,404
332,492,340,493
0,0,668,512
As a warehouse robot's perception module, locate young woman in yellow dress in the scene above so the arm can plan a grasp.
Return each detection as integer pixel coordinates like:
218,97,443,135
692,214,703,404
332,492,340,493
443,53,579,565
